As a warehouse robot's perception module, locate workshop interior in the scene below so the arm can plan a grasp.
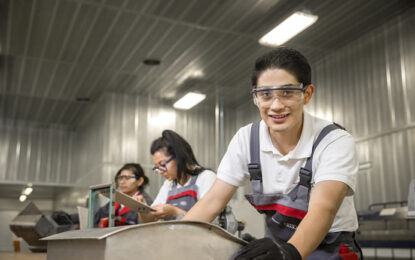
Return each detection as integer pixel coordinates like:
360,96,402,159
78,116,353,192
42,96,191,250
1,0,415,259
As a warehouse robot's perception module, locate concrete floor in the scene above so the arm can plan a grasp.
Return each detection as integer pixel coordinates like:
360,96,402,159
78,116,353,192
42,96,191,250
0,252,46,260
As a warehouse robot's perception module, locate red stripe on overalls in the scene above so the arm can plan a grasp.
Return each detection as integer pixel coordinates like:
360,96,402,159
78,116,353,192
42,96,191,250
254,203,307,219
338,244,359,260
167,190,197,201
114,202,131,216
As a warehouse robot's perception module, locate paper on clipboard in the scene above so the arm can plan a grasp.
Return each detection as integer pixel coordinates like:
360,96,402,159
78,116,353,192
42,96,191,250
101,188,155,213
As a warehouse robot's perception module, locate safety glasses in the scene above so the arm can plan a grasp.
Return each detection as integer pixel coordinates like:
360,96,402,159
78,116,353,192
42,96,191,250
152,155,175,174
251,83,307,106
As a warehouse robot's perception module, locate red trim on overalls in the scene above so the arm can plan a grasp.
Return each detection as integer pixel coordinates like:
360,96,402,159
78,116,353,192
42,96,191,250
253,203,307,219
115,190,141,216
99,192,140,227
338,244,359,260
167,190,197,201
115,202,131,216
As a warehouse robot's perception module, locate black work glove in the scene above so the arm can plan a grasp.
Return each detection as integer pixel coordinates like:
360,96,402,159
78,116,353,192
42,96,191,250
241,233,257,242
233,237,302,260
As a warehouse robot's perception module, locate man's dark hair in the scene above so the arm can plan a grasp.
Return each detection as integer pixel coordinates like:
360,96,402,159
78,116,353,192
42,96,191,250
251,47,311,87
114,163,149,189
150,130,203,184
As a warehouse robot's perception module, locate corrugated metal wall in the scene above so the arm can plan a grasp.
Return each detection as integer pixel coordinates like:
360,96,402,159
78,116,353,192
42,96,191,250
0,119,74,185
68,92,237,200
235,8,415,211
2,5,414,214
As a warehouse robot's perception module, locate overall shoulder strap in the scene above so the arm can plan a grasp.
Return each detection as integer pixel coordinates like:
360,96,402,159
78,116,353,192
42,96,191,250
248,120,345,193
299,123,346,187
248,120,262,181
189,174,198,185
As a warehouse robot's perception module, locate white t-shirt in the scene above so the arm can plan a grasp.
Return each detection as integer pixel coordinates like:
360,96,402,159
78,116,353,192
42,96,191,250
217,112,359,232
151,169,217,206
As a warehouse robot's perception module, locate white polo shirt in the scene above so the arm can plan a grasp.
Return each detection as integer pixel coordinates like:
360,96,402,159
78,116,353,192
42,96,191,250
152,169,216,206
217,112,359,232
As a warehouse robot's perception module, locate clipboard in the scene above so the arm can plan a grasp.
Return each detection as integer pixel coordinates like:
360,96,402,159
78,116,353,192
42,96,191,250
96,184,155,213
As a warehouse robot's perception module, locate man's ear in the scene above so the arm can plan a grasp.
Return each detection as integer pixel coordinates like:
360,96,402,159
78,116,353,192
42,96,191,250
253,95,258,107
303,84,314,105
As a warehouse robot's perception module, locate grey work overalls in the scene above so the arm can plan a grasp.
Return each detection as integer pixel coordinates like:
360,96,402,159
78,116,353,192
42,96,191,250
166,175,199,220
245,122,362,260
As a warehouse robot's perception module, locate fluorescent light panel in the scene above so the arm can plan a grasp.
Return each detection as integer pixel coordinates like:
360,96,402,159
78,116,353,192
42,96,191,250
23,187,33,196
259,11,318,47
173,92,206,110
19,194,27,202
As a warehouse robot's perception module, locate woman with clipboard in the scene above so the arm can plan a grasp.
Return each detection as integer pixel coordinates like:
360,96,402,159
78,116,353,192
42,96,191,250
137,130,216,222
94,163,153,227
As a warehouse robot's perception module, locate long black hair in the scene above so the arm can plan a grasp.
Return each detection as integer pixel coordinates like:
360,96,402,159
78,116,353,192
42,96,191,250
114,163,149,191
150,130,204,184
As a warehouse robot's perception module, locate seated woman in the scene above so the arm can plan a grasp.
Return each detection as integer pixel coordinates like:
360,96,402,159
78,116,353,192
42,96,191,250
94,163,153,227
138,130,216,222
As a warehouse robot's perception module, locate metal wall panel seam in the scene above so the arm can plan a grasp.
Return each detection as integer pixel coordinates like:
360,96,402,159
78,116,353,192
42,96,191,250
391,133,404,200
44,128,53,182
376,138,387,202
13,126,21,182
67,133,73,184
383,26,396,129
34,128,42,182
359,38,371,134
397,16,411,124
24,126,33,181
12,0,36,119
1,0,13,116
370,34,383,133
0,122,11,180
134,95,140,162
56,130,63,184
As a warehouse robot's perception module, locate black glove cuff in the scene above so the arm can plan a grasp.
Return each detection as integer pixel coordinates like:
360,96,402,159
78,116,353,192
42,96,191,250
282,243,302,260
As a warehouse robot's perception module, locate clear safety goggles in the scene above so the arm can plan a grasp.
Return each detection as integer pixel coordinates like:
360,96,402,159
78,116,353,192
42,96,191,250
115,175,136,182
251,84,307,106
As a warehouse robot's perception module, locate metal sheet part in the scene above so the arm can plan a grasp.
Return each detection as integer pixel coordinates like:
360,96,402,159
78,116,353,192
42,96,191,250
9,202,57,252
44,221,247,260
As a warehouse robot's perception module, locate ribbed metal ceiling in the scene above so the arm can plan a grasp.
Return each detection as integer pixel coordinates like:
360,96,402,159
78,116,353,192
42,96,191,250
1,0,414,127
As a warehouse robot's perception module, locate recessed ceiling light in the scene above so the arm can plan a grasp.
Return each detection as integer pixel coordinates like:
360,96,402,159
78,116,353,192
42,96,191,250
173,92,206,110
23,187,33,196
259,11,318,47
143,59,161,66
19,194,27,202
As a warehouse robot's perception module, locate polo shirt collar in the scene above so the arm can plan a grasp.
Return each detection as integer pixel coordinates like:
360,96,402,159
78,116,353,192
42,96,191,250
260,112,314,159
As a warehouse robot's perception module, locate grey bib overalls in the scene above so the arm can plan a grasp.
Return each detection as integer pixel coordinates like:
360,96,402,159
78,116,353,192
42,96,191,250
245,122,362,260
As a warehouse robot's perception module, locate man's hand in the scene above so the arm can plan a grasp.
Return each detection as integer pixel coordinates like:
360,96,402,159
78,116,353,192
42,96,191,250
233,237,302,260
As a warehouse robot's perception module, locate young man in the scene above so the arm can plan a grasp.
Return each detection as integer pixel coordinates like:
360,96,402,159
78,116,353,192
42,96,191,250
183,47,361,259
